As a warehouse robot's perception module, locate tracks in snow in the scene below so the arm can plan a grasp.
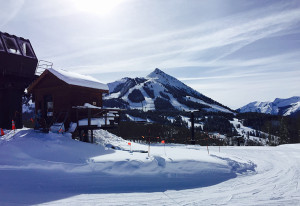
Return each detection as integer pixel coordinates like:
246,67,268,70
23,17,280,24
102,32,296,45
41,145,300,205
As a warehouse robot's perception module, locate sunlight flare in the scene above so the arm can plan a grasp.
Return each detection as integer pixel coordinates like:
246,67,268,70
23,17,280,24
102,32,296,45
73,0,124,16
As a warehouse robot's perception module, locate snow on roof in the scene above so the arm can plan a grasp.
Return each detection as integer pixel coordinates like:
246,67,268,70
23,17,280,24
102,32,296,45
47,68,109,91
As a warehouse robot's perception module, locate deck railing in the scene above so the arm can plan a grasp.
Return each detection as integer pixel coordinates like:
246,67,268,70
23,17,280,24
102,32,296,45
35,60,53,75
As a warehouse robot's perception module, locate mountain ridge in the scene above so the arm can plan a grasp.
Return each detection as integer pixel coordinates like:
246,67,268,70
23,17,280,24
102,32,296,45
104,68,233,113
238,96,300,116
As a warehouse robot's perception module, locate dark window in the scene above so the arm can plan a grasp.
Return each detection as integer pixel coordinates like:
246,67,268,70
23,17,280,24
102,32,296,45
2,36,21,55
18,40,35,58
44,95,53,118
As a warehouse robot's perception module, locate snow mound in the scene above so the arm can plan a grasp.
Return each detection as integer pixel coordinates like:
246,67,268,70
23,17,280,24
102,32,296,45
92,129,255,176
0,129,256,205
0,129,112,170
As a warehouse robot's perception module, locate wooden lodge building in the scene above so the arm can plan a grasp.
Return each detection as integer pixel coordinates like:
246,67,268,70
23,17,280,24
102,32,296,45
27,68,120,142
0,31,120,137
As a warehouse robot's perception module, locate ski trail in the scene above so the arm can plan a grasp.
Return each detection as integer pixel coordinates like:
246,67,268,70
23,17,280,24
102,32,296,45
164,146,300,205
37,145,300,206
39,145,300,206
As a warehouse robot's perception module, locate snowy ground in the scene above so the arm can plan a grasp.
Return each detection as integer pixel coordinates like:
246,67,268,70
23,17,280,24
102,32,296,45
0,129,299,205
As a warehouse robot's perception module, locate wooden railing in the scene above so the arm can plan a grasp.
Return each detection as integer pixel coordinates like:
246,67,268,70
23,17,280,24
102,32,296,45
73,106,121,129
35,60,53,75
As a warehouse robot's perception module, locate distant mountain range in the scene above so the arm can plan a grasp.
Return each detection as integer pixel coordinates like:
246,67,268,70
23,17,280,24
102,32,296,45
21,68,298,145
238,96,300,116
103,68,232,113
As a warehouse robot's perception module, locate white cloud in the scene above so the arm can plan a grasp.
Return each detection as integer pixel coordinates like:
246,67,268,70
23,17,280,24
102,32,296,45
47,4,300,78
0,0,24,28
2,0,299,108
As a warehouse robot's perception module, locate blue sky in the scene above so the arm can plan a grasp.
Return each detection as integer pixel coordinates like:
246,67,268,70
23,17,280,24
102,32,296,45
1,0,300,109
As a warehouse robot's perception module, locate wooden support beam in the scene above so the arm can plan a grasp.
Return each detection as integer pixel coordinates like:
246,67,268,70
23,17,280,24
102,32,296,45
76,109,79,129
79,129,82,141
88,108,91,127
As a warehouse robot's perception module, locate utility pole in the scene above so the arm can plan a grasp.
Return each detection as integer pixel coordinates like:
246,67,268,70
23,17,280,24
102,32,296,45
148,128,151,157
190,111,195,145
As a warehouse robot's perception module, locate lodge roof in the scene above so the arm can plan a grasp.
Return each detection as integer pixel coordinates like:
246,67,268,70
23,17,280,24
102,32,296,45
27,68,109,93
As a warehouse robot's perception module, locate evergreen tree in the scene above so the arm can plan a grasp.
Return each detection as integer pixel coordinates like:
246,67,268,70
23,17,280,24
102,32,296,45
279,117,289,144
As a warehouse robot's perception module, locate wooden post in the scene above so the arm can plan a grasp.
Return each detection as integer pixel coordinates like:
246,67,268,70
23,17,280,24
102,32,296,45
76,108,79,128
85,130,88,142
190,112,195,145
88,108,91,128
91,130,94,143
88,109,91,143
148,128,151,157
79,129,82,141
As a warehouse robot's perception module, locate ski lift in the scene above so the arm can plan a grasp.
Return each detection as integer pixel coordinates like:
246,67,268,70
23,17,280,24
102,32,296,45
0,31,38,129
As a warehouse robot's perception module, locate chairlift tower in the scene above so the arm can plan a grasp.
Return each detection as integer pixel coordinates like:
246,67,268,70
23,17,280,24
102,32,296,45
0,32,38,129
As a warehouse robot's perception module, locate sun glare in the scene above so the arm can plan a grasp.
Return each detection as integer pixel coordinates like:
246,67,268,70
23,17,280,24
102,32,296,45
73,0,124,16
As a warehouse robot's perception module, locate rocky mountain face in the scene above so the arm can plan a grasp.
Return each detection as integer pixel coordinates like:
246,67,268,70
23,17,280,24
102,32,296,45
238,96,300,116
104,68,232,113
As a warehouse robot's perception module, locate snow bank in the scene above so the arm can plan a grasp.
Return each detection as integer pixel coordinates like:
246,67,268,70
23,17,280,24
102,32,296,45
0,128,256,205
0,129,112,168
92,129,255,177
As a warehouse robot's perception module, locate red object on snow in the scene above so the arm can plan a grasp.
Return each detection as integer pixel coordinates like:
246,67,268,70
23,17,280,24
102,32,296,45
1,128,4,136
161,140,165,144
128,142,131,145
30,118,34,123
12,120,16,130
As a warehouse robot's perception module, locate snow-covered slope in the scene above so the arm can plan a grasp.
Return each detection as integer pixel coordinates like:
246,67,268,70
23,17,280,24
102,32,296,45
104,68,232,113
0,129,255,205
238,96,300,116
230,118,279,145
1,129,299,205
45,144,300,206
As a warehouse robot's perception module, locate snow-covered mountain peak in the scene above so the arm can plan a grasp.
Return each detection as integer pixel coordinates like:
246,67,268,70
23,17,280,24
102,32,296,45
147,68,192,93
104,68,232,113
147,68,180,85
273,96,300,106
146,68,166,79
239,96,300,116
